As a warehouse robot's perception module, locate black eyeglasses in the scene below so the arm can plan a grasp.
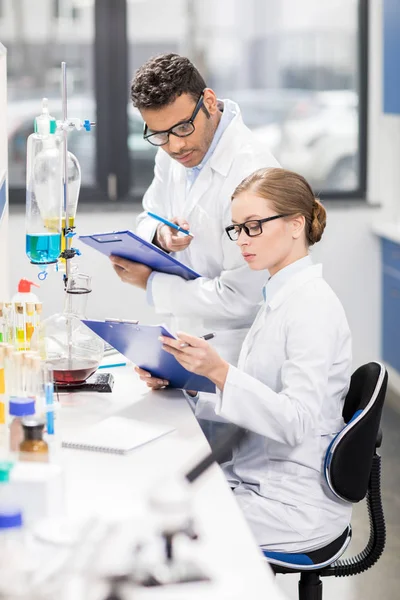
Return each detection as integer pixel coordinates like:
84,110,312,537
225,214,290,241
143,92,205,147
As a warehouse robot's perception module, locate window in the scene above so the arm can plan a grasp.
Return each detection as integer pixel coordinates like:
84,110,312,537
128,0,367,200
2,0,98,199
2,0,367,203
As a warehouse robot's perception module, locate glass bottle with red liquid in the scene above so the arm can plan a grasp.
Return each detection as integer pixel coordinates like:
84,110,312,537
31,273,103,386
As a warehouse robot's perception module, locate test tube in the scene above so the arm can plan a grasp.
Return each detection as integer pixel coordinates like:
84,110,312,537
34,303,42,329
3,345,13,399
15,304,26,351
13,352,24,397
25,303,35,350
0,303,4,343
0,344,6,425
31,355,42,402
0,344,10,455
22,352,33,399
4,303,14,347
43,364,55,435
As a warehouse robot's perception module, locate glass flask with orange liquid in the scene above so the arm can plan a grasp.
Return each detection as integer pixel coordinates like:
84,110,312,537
31,273,103,386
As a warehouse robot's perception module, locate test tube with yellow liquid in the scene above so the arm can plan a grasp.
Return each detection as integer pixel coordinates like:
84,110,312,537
0,304,4,343
15,304,26,351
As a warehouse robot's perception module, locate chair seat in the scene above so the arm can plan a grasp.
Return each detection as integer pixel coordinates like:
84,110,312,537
262,526,352,572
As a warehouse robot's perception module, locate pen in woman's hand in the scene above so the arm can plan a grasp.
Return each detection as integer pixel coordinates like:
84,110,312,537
179,332,215,348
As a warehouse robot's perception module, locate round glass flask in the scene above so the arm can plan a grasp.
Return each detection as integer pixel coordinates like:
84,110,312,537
32,273,103,385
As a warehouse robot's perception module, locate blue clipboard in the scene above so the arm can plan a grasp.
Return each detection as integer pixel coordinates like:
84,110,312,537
78,230,200,281
82,319,215,393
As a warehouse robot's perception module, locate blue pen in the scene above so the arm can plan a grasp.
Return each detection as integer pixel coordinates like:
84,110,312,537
147,212,193,237
98,362,127,370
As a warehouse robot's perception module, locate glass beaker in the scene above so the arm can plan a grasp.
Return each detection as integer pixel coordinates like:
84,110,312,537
31,274,104,386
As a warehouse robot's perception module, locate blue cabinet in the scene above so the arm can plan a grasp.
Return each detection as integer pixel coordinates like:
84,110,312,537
382,238,400,370
384,0,400,114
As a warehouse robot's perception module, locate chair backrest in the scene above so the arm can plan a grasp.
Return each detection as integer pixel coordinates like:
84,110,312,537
324,362,387,503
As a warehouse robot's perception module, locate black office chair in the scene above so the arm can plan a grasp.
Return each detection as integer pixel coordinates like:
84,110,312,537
262,361,388,600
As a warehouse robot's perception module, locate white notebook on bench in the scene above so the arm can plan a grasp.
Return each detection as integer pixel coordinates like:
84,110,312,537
62,416,175,455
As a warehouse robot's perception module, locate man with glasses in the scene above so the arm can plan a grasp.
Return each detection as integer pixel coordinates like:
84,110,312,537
111,53,279,436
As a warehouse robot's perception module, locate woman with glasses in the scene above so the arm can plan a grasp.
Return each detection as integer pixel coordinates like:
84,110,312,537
146,167,353,552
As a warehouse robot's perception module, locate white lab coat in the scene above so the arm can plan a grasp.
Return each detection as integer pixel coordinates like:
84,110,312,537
195,260,353,552
136,99,280,366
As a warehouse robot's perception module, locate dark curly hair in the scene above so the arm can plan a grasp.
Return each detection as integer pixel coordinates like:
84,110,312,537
130,53,207,109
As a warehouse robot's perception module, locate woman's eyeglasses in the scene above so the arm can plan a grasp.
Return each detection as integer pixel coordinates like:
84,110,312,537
225,214,289,241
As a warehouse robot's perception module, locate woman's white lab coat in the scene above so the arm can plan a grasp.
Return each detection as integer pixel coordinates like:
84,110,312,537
136,99,279,365
195,259,353,552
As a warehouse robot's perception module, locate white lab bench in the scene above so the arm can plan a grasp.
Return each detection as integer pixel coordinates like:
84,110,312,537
55,366,287,600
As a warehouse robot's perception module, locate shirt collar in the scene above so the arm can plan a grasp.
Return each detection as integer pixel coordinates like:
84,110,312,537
186,98,238,176
262,255,314,305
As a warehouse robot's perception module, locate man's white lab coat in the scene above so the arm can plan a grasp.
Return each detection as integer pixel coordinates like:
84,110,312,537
136,99,279,365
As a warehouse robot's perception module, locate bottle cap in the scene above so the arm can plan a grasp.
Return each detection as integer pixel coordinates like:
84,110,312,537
0,510,23,530
9,397,36,417
26,302,35,314
34,98,57,136
0,462,13,483
21,417,45,441
17,279,39,293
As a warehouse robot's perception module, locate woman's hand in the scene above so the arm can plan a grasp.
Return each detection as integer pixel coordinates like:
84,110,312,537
134,366,169,390
160,332,229,391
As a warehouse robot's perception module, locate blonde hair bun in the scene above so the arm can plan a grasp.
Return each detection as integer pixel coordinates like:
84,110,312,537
309,198,327,245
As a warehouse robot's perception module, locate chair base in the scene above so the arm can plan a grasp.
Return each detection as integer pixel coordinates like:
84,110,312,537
299,572,322,600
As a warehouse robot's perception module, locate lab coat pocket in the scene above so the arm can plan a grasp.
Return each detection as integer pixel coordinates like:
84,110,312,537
259,474,310,538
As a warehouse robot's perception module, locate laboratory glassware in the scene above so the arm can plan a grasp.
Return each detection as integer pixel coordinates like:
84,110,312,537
32,273,103,386
25,98,81,274
19,418,49,462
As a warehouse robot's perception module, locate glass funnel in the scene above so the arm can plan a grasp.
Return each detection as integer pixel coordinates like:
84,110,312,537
25,100,62,266
31,274,103,385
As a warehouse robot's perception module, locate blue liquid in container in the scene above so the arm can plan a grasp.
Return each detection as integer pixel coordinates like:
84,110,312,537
26,233,61,264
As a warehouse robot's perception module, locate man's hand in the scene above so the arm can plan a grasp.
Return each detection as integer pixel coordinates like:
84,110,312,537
154,217,193,253
110,256,152,289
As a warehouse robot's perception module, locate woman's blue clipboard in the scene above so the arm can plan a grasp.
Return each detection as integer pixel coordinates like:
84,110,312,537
78,230,200,281
82,319,215,393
